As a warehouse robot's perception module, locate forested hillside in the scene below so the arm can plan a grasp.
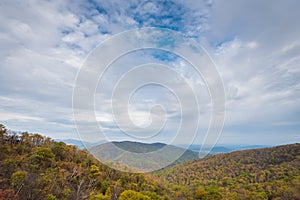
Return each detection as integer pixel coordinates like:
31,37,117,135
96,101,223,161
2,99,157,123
155,143,300,199
1,123,300,200
0,125,168,200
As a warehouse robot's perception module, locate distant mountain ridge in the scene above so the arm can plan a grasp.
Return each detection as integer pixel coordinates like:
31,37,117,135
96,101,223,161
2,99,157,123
54,138,105,149
57,138,271,155
112,141,167,153
90,141,199,172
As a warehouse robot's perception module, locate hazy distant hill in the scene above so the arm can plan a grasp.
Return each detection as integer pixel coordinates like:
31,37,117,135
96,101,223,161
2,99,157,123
90,141,198,172
187,144,233,154
54,138,105,149
55,139,270,155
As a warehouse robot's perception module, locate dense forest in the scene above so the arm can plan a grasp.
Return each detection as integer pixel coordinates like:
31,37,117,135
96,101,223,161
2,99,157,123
0,124,168,200
0,124,299,200
155,143,300,199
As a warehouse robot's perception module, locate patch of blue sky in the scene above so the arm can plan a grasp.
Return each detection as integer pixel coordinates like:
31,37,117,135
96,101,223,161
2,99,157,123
151,50,178,62
132,1,185,29
64,43,83,52
97,26,110,35
214,37,237,48
61,29,74,36
137,15,183,31
86,0,108,15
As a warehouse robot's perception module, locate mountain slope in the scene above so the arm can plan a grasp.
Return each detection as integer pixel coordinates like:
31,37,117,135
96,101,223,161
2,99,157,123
90,141,198,172
154,143,300,199
0,125,169,200
2,123,300,200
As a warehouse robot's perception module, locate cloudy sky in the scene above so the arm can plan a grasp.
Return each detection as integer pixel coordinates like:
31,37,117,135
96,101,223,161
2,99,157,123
0,0,299,145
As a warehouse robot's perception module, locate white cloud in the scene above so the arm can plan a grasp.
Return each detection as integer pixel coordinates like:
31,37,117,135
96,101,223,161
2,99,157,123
0,0,299,145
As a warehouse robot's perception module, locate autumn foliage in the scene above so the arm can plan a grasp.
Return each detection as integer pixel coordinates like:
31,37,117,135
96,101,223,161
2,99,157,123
0,124,167,200
1,124,299,200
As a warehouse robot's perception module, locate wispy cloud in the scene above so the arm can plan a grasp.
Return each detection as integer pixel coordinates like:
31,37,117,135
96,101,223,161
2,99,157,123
0,0,299,145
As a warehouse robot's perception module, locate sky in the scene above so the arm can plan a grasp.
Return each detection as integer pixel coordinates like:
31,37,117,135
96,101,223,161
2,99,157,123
0,0,299,145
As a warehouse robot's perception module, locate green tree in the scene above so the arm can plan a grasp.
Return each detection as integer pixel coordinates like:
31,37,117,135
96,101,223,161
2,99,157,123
46,194,57,200
30,147,54,168
89,193,109,200
51,142,67,161
100,181,110,195
119,190,151,200
11,171,26,189
105,187,111,198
